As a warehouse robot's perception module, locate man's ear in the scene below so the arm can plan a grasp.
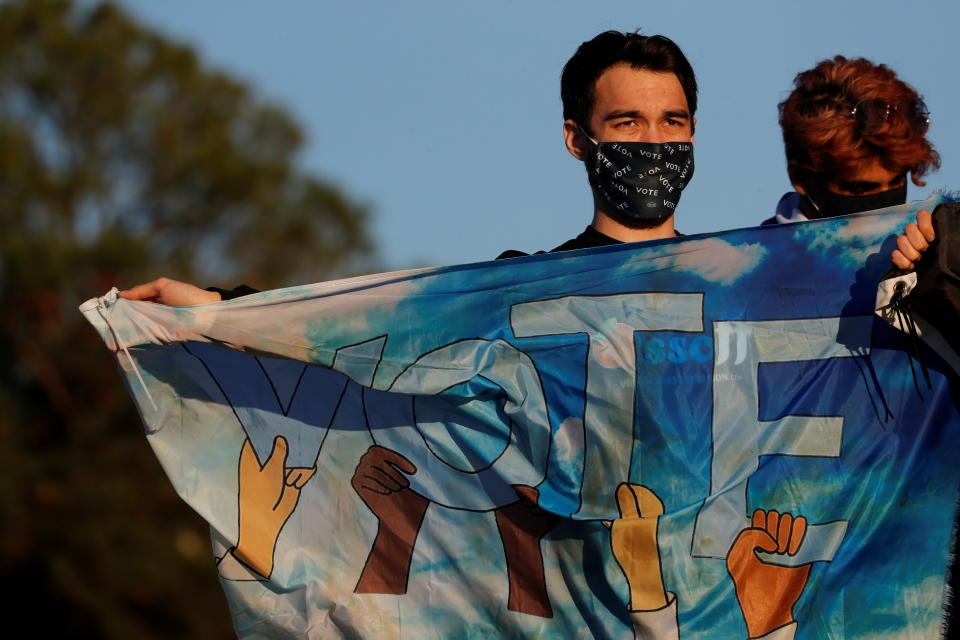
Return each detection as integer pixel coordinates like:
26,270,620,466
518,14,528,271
786,166,806,194
563,120,591,161
690,117,696,144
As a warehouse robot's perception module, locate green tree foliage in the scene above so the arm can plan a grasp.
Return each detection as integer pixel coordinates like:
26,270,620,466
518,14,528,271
0,1,374,637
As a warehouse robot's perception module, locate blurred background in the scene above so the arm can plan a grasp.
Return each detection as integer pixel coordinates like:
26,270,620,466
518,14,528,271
2,1,957,637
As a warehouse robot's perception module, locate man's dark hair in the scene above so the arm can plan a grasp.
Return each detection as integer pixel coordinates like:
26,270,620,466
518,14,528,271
561,31,697,134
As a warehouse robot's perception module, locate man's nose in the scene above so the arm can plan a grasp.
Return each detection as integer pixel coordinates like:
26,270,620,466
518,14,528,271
643,128,667,144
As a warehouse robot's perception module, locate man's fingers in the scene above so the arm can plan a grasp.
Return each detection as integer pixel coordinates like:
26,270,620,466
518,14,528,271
749,510,807,555
787,515,807,555
368,465,407,491
615,483,642,520
359,475,394,494
896,234,922,263
917,209,935,242
904,223,929,254
633,484,664,518
118,277,220,306
513,485,540,506
284,469,303,487
373,446,418,475
295,467,316,489
512,485,549,515
285,467,316,489
777,512,793,553
239,438,261,473
276,483,301,517
735,528,778,555
612,483,664,520
890,213,935,270
358,482,390,495
119,279,164,301
765,510,780,538
263,436,289,480
891,249,914,270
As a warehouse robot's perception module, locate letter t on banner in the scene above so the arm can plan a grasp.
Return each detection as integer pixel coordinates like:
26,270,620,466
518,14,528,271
511,293,704,517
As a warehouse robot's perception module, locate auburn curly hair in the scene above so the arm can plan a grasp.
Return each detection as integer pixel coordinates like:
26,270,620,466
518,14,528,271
780,56,939,188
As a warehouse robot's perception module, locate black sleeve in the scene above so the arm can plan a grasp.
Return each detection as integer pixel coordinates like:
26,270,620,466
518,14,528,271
905,201,960,355
894,201,960,638
205,284,261,301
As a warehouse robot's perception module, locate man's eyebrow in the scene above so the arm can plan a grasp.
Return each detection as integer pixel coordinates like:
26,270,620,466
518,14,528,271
838,180,881,191
602,109,691,122
602,110,643,122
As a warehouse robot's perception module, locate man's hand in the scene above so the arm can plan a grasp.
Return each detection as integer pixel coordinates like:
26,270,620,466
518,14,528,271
351,445,419,504
604,483,668,612
727,509,811,639
352,445,429,594
119,277,221,306
494,485,560,617
234,436,313,578
891,209,935,269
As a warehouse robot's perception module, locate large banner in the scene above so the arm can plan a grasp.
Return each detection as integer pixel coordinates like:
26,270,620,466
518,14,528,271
82,196,960,639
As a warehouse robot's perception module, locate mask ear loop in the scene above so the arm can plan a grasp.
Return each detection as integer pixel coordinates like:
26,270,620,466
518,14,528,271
804,191,824,217
578,124,600,149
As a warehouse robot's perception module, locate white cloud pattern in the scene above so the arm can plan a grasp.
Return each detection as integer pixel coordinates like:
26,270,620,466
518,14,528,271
635,237,768,286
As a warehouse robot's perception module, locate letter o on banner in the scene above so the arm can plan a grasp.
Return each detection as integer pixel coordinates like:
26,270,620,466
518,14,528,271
380,339,552,511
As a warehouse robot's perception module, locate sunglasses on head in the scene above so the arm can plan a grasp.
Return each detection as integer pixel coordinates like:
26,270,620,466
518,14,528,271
850,98,930,135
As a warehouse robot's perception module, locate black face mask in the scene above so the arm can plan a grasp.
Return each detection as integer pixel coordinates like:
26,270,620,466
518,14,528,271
803,180,908,219
581,128,694,224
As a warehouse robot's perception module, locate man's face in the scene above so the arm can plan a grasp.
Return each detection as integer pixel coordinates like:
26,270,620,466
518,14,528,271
817,159,906,197
585,63,693,143
561,62,696,230
563,63,693,162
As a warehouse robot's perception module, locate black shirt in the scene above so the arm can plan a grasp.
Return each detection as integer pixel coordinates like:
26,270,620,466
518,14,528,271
496,225,624,260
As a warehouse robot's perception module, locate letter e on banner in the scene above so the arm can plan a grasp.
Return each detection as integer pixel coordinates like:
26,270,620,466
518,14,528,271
691,316,871,564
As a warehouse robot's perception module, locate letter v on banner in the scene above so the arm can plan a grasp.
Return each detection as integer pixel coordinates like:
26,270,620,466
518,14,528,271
692,316,872,565
511,293,704,517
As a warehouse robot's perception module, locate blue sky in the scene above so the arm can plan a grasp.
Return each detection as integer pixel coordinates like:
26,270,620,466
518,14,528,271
112,0,960,273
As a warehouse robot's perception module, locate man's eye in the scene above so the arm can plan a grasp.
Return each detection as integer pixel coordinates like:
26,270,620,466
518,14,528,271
838,182,878,194
665,118,683,127
614,120,637,128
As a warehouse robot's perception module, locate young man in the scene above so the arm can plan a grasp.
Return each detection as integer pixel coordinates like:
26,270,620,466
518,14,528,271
117,32,704,631
499,31,696,258
765,55,939,225
772,56,956,638
121,31,699,302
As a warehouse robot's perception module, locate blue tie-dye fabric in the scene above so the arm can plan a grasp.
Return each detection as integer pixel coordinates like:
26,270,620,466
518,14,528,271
82,196,960,639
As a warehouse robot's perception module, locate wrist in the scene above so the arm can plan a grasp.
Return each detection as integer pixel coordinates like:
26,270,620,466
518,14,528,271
629,583,668,611
234,540,272,578
748,611,795,638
